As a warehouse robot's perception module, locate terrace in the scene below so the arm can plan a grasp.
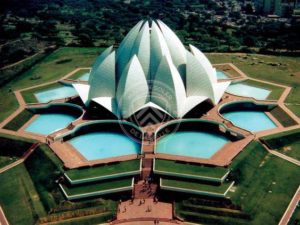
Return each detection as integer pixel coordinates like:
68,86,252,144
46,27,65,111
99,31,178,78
0,46,299,225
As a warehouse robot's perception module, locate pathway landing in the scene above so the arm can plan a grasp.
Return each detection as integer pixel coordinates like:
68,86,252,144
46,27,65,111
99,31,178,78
115,199,175,224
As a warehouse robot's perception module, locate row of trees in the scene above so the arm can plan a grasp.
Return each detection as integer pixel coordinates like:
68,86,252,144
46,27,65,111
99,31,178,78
1,0,300,52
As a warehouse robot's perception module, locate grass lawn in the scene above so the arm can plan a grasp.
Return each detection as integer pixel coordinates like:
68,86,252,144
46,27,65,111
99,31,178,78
0,47,103,122
24,145,65,211
228,141,300,225
261,129,300,161
62,178,133,196
214,64,242,78
65,160,140,181
68,68,90,80
154,159,228,179
275,140,300,161
0,156,18,168
3,109,34,131
51,212,114,225
0,164,46,225
161,178,232,194
269,106,297,127
207,53,300,104
0,133,34,168
239,79,284,100
286,104,300,118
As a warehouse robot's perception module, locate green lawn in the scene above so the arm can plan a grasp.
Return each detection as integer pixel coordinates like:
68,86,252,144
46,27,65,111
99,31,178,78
154,159,228,179
207,53,300,104
61,178,133,196
24,144,65,212
174,141,300,225
176,202,250,225
214,64,242,78
0,47,103,122
269,106,297,127
0,133,34,168
275,140,300,161
228,141,300,225
0,156,18,169
68,68,90,80
0,143,117,224
0,164,46,225
51,212,114,225
261,129,300,161
239,79,284,100
161,178,232,194
3,109,34,131
65,160,140,181
286,104,300,118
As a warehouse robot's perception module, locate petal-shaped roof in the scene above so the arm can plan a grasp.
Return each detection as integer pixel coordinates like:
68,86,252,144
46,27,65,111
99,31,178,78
130,21,151,80
89,46,113,85
150,21,171,80
151,55,186,118
116,20,144,81
73,83,90,104
157,20,187,82
116,55,149,118
89,50,115,98
186,50,215,99
74,20,230,119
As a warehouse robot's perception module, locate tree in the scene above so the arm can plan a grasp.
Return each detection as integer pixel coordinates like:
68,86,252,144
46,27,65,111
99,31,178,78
78,33,93,46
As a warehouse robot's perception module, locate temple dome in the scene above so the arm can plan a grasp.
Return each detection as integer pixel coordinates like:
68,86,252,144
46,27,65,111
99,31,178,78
73,20,230,119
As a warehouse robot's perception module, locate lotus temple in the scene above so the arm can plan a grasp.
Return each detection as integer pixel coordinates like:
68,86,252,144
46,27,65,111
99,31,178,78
1,20,299,224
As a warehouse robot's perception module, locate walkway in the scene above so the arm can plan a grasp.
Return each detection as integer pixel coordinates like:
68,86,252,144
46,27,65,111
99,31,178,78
114,199,178,225
279,186,300,225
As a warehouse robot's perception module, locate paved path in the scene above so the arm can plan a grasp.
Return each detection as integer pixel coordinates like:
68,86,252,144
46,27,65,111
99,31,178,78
268,150,300,166
0,206,9,225
112,221,180,225
114,199,178,225
279,186,300,225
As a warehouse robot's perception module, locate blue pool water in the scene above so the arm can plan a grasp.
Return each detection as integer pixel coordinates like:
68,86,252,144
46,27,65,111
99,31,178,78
25,113,77,135
156,131,229,159
35,86,78,103
78,73,90,81
226,83,271,100
216,71,229,79
222,110,277,132
69,132,141,160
